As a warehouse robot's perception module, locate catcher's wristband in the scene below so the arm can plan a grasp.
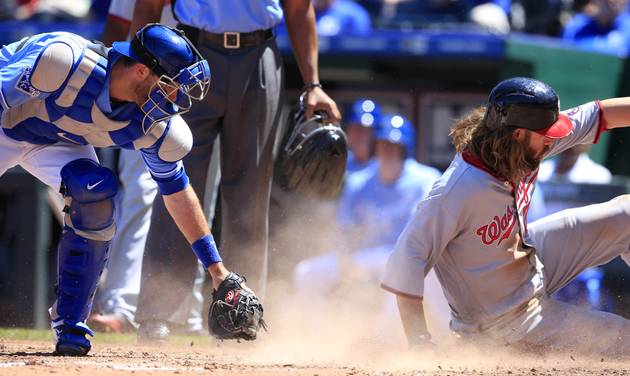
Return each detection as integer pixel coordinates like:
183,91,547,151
191,234,222,268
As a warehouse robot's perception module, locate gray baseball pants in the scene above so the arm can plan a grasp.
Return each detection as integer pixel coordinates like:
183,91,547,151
515,195,630,358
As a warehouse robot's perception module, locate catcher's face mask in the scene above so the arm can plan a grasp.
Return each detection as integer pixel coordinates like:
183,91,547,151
122,24,211,134
140,59,210,133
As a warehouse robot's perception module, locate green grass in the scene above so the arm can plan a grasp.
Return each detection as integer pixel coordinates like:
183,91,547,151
0,327,215,346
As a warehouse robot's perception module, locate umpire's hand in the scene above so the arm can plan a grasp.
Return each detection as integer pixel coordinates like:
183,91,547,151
305,86,341,123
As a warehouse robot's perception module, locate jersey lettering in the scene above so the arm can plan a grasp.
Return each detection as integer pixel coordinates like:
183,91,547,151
515,171,538,237
15,67,40,97
476,205,516,246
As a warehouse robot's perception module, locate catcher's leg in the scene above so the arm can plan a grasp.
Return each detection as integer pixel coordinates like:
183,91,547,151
51,159,117,356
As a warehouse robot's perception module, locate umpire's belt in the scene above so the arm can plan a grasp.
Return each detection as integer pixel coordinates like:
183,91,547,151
178,24,274,49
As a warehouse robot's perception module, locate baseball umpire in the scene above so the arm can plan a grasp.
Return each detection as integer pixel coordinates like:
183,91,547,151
382,77,630,357
0,24,264,356
129,0,341,341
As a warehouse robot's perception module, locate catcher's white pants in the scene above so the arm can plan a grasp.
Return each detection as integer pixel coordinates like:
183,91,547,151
0,127,97,189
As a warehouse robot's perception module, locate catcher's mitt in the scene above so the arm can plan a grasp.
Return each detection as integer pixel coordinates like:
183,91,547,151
208,272,266,340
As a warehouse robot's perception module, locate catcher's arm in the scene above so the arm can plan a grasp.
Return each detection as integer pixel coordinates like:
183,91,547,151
163,185,266,340
396,295,434,348
162,184,229,288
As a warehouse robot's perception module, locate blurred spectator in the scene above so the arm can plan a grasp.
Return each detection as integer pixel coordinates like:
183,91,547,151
0,0,15,20
510,0,566,36
295,115,440,296
89,0,113,21
469,1,511,33
314,0,372,36
344,98,381,175
539,144,612,184
361,0,509,32
293,113,450,341
336,114,441,252
16,0,93,21
276,0,371,36
562,0,630,54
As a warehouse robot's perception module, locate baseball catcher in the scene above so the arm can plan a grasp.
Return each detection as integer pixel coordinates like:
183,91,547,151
208,273,266,340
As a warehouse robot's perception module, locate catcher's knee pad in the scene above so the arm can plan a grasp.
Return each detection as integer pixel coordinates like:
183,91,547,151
54,159,117,323
59,158,117,241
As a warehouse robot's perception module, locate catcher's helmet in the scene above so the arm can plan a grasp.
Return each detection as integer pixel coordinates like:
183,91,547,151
345,98,381,128
276,98,348,199
486,77,572,139
113,23,210,133
375,114,415,156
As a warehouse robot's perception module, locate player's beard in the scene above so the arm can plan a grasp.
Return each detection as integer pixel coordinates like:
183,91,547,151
522,132,549,172
134,78,155,107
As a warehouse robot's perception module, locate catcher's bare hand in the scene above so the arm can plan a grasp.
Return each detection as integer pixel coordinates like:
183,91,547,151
208,272,266,341
304,86,341,123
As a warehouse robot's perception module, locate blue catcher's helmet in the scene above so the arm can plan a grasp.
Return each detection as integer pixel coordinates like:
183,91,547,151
486,77,572,139
375,114,415,156
345,98,381,129
112,23,211,133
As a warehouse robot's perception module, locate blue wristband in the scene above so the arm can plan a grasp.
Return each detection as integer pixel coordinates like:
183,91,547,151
191,234,222,268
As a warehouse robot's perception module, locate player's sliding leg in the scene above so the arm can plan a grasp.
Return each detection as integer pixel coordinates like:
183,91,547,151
51,159,117,356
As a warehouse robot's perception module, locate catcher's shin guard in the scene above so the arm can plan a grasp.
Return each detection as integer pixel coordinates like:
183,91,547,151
52,159,117,355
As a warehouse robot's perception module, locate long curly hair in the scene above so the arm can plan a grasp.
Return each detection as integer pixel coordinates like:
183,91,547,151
449,106,531,184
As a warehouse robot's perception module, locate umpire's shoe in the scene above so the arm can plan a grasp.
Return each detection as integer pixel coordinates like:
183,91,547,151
137,320,171,344
52,319,94,356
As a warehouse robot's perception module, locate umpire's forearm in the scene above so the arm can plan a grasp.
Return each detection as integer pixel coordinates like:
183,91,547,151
283,0,319,85
396,295,432,347
130,0,166,35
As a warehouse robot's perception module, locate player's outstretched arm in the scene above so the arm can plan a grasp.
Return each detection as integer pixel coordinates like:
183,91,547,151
162,184,229,288
599,97,630,129
396,295,434,349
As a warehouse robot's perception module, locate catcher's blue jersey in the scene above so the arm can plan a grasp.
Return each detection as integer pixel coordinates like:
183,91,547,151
0,32,189,194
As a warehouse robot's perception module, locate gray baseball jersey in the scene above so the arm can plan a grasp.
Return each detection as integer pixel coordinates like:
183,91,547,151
382,101,606,341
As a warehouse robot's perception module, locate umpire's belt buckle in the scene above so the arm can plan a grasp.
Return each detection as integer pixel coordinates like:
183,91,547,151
224,32,240,49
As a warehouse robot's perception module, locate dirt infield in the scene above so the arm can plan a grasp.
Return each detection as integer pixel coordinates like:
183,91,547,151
1,284,628,375
1,335,629,376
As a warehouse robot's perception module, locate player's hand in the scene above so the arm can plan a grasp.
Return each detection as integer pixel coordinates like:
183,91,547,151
408,334,438,354
207,262,231,290
304,86,341,123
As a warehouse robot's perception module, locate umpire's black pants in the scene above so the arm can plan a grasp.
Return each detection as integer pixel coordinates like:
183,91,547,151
135,35,284,326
